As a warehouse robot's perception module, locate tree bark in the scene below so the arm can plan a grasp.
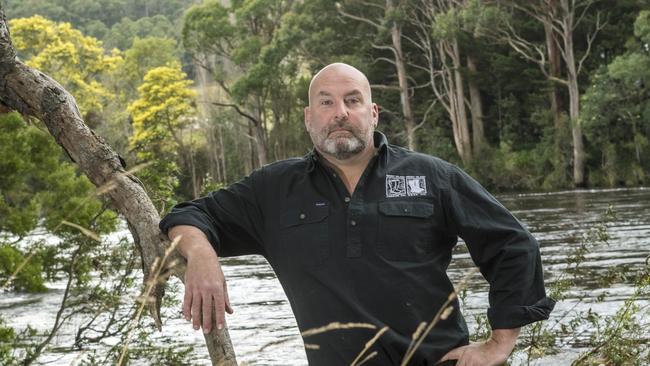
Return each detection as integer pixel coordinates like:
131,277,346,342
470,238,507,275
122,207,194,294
466,53,485,152
563,17,586,186
544,0,564,129
0,7,237,365
450,39,472,163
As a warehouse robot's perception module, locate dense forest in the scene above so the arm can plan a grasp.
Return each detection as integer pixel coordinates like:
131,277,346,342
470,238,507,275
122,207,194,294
1,0,650,365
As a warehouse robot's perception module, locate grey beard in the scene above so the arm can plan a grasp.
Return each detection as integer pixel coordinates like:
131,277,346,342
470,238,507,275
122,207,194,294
321,135,366,160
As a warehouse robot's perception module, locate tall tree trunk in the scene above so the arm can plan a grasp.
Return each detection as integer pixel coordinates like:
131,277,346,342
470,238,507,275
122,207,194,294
544,0,564,128
466,53,485,152
244,122,254,173
219,124,227,183
251,122,268,167
564,34,585,186
251,100,267,167
0,8,237,365
207,126,223,183
387,0,417,151
451,40,472,163
189,130,200,198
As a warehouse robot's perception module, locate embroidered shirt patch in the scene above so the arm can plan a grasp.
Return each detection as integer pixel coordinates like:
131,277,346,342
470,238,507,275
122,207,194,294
386,175,406,197
386,175,427,197
406,176,427,196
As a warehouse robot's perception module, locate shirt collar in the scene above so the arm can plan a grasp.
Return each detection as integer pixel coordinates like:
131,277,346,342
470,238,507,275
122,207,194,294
305,131,388,173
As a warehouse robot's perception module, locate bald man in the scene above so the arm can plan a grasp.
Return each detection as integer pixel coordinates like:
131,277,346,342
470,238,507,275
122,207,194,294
160,63,554,365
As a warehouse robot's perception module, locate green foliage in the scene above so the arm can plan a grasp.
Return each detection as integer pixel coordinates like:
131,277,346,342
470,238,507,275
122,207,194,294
128,64,197,208
0,113,117,238
103,15,177,51
465,116,572,192
9,15,122,116
0,245,46,292
0,315,18,365
122,37,179,85
582,10,650,187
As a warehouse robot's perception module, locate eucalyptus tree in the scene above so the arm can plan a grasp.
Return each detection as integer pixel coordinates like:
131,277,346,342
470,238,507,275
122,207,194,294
582,10,650,186
406,0,493,164
336,0,420,151
182,0,299,169
487,0,606,187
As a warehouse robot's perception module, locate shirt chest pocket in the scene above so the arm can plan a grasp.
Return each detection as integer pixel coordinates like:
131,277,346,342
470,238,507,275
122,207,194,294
280,204,330,268
377,200,435,261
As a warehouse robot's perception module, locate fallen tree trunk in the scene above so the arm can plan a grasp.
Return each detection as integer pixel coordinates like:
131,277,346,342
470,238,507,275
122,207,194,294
0,6,236,365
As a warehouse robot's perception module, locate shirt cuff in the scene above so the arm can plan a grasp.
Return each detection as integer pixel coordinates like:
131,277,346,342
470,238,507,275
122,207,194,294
487,297,556,329
159,214,221,253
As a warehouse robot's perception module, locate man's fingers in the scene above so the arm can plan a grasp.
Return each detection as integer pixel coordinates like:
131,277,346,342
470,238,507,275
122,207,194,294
183,288,192,321
224,281,234,314
202,292,213,333
191,292,202,330
437,346,464,364
214,291,226,330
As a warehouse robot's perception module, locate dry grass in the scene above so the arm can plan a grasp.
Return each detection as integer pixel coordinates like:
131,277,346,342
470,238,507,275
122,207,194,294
116,235,181,365
350,326,389,366
294,267,480,366
400,267,479,366
301,321,378,337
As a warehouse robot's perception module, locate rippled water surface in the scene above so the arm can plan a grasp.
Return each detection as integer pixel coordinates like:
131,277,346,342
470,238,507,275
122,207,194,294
3,187,649,365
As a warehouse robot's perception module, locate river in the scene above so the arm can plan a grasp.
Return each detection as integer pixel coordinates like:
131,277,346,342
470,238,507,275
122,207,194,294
2,187,649,365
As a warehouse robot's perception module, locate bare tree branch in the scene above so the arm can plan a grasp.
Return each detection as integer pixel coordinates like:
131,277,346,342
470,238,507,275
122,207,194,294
577,11,605,75
336,3,383,29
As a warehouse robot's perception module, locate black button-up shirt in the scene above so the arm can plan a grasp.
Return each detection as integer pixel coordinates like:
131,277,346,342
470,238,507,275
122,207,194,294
160,132,555,365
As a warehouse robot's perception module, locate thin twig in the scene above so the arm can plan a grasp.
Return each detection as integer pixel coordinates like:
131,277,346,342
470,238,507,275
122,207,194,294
117,235,181,365
350,326,389,366
301,322,377,338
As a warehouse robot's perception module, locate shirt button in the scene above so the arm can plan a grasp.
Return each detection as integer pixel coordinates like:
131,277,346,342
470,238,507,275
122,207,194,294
332,173,337,178
403,208,409,213
350,220,357,226
344,197,351,203
299,213,306,219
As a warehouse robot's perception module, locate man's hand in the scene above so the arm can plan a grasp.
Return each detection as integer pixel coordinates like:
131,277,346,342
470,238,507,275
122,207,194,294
169,225,234,334
437,328,520,366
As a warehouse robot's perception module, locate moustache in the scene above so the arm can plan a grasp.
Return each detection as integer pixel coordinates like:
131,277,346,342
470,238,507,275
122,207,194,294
326,121,356,135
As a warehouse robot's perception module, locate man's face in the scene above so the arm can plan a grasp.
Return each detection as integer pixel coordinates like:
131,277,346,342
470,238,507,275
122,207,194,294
304,65,378,161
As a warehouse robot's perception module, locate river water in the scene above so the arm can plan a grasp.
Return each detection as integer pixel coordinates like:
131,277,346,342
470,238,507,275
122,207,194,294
2,187,649,365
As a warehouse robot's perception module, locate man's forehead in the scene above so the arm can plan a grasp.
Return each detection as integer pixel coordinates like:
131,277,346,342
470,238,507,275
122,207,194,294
308,63,371,100
316,89,364,97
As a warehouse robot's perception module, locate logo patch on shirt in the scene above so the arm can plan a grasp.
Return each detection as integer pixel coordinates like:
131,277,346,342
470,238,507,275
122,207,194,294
386,175,427,198
386,175,406,197
406,176,427,196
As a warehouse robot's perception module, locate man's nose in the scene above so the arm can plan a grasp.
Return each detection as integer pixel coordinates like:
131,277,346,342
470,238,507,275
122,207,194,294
334,101,349,120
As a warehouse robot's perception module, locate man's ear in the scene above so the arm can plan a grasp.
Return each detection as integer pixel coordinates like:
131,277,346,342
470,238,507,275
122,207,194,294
304,106,311,129
371,103,379,128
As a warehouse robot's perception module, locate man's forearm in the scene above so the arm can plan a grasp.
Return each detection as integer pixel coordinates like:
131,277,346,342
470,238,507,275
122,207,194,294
490,327,520,351
168,225,217,259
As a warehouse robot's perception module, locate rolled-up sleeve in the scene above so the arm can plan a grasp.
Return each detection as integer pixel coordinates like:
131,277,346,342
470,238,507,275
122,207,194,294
442,164,555,329
159,169,266,258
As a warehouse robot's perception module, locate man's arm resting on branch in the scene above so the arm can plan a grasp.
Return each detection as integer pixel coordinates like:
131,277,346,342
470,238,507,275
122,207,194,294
439,327,520,366
168,225,233,334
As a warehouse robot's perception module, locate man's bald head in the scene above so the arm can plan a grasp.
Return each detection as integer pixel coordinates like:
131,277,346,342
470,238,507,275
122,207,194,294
308,63,372,105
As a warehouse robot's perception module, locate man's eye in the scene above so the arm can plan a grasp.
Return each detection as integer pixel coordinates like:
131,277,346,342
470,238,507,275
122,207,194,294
346,98,360,104
321,100,333,106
